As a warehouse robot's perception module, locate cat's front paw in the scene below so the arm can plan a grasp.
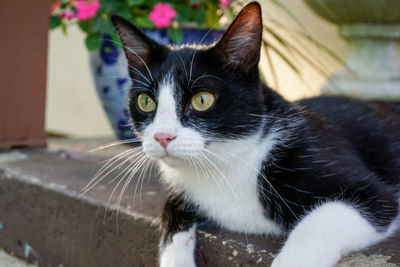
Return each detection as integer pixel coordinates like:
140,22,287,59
159,227,196,267
160,253,196,267
271,252,297,267
271,249,339,267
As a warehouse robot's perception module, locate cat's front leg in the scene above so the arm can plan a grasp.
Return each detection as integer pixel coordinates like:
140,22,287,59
159,194,198,267
271,201,387,267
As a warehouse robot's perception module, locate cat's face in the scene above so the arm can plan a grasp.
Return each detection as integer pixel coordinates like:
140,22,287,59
112,3,264,168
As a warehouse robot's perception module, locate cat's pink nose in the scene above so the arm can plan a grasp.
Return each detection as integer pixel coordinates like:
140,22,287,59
154,133,176,148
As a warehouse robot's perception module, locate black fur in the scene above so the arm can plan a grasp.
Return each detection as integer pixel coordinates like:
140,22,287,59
258,95,400,230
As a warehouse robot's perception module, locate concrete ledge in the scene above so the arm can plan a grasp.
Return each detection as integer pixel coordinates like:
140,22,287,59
0,138,399,266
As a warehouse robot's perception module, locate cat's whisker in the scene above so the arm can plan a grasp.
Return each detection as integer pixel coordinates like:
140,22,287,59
211,146,298,220
203,148,233,167
175,50,189,82
92,54,147,80
191,74,225,88
204,137,264,145
203,148,272,203
196,152,229,199
192,154,208,185
139,158,153,206
81,150,143,197
203,148,275,203
124,46,154,82
193,153,215,189
132,86,154,91
147,160,156,186
94,146,142,174
80,147,140,195
133,156,151,203
199,151,236,196
247,113,299,122
132,78,152,88
189,157,201,188
89,139,141,152
130,66,152,85
113,160,145,222
105,159,138,216
104,151,146,187
105,155,148,224
188,23,219,85
115,155,150,227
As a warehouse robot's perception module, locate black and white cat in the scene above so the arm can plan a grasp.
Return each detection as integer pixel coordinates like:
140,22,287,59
111,2,400,266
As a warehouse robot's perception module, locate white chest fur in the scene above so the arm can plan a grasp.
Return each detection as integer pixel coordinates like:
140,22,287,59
159,133,282,236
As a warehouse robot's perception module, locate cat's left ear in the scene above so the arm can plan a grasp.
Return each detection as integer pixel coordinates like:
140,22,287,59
215,2,263,72
111,15,161,77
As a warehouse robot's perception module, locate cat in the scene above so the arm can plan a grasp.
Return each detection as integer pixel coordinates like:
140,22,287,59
110,2,400,267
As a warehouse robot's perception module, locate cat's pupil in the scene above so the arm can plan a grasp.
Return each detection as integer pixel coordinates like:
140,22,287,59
145,97,149,105
200,96,204,104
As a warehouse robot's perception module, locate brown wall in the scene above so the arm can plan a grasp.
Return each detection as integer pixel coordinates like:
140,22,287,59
0,0,50,149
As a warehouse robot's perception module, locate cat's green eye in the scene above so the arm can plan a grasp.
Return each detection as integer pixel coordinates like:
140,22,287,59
191,91,215,112
137,93,156,113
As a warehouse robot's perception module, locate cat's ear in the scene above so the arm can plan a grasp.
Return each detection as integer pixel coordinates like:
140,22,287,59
111,15,159,75
215,2,263,71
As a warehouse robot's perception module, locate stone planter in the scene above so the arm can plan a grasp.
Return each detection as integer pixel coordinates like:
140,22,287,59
304,0,400,101
90,29,223,140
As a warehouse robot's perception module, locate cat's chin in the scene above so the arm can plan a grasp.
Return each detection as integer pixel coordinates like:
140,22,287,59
158,155,190,168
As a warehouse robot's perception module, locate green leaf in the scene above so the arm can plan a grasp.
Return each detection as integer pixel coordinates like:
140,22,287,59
78,20,91,33
119,9,134,20
99,2,120,12
61,21,67,35
205,4,219,27
136,16,154,29
150,0,159,6
168,27,183,44
176,3,191,22
93,18,114,35
50,16,61,29
128,0,145,6
85,33,101,51
193,5,206,26
112,33,122,50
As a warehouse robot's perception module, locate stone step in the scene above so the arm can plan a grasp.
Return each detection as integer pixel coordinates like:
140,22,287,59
0,138,398,267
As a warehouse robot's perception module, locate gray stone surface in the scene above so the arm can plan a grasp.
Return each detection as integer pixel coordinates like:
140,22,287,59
0,250,37,267
0,138,399,266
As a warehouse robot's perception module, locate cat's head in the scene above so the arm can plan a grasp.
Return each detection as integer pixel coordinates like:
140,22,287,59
112,2,265,168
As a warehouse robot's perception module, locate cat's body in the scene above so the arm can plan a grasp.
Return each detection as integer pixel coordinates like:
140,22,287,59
111,3,400,266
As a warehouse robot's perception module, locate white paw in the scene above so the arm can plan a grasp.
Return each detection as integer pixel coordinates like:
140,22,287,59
160,227,196,267
271,250,340,267
271,202,383,267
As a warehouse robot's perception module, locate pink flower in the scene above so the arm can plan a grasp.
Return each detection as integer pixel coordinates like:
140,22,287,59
220,0,230,8
76,0,100,20
59,9,76,20
149,3,177,28
50,2,61,14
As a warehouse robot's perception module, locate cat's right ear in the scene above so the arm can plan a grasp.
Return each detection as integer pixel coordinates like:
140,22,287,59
214,2,263,72
111,15,158,75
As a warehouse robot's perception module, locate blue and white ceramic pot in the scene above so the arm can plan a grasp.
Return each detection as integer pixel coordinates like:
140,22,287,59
90,29,223,140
